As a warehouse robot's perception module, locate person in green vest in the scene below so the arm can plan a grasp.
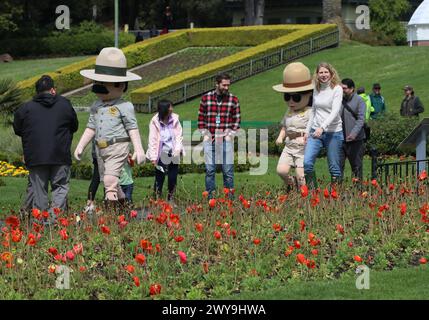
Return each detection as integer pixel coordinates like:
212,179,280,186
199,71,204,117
369,83,386,119
357,87,374,121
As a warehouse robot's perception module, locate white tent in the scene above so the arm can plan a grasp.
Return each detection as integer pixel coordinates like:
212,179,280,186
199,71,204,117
407,0,429,46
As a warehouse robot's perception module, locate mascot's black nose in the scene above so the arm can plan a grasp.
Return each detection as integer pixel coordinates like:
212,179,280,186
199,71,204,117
92,84,110,94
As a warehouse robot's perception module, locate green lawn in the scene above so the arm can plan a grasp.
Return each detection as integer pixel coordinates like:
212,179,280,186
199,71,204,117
0,56,89,82
226,267,429,300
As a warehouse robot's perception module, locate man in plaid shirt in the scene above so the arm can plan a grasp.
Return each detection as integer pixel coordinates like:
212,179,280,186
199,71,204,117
198,73,241,198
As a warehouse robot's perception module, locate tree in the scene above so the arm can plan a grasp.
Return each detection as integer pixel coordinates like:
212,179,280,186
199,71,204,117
369,0,410,45
244,0,265,25
0,79,22,125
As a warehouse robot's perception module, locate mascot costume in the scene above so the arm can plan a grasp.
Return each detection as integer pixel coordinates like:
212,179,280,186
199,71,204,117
272,62,313,190
74,47,145,208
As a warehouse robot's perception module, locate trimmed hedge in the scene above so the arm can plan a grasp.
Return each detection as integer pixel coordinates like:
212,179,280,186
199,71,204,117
17,30,191,101
130,24,338,104
1,31,134,58
16,25,331,103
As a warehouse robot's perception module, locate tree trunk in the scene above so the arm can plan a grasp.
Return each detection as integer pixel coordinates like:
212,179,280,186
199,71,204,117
322,0,341,22
244,0,255,25
254,0,265,25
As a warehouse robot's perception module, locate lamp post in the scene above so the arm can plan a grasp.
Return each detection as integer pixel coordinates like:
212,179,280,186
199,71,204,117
114,0,119,48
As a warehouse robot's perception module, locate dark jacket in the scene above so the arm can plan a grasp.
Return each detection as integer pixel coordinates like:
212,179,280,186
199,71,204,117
13,93,78,167
400,95,424,117
341,93,367,141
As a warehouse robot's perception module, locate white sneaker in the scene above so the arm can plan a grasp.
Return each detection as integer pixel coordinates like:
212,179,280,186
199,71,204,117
84,203,95,214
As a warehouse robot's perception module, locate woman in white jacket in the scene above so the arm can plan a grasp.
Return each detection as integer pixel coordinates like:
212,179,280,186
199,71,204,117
303,62,344,188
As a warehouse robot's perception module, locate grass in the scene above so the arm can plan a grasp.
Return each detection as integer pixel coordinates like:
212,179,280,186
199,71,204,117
0,56,89,82
226,267,429,300
0,156,374,210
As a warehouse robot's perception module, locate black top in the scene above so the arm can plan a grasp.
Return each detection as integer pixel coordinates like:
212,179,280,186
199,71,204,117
13,93,78,167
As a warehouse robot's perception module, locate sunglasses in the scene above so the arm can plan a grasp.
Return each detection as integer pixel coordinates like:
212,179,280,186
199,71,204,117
284,93,303,103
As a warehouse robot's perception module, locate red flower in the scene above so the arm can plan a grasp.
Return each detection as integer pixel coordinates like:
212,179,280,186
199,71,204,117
178,251,187,264
174,235,184,243
253,238,261,245
300,185,309,198
323,188,330,199
140,239,152,251
284,246,294,257
223,188,230,195
1,252,12,263
53,207,61,216
42,211,49,219
242,199,251,209
371,179,378,187
65,251,75,261
308,232,315,241
293,240,301,249
133,276,140,287
48,247,58,256
336,224,345,235
130,210,138,218
330,188,338,199
195,223,204,233
58,218,69,227
202,191,209,198
388,183,395,191
73,243,83,255
354,255,363,263
299,220,306,232
125,264,135,273
11,229,22,243
149,283,162,296
419,257,427,264
32,208,41,220
155,244,161,253
135,253,146,265
213,230,222,240
296,253,306,264
348,241,353,248
79,266,86,272
100,225,110,235
5,216,19,229
419,170,427,181
311,249,318,256
26,233,37,246
399,202,407,216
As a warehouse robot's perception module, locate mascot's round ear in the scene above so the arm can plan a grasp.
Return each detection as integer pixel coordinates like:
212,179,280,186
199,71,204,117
123,82,128,93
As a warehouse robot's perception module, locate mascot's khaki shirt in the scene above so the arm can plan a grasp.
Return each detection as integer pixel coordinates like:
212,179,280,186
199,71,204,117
87,98,138,141
281,107,311,146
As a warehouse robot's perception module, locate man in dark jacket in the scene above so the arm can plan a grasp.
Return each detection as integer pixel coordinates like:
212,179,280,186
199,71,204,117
13,75,78,212
340,78,367,182
400,85,424,117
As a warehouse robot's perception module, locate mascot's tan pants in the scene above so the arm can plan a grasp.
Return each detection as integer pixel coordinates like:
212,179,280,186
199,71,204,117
96,142,129,200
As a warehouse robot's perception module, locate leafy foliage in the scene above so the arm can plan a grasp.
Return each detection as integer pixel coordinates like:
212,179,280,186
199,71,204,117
0,79,22,125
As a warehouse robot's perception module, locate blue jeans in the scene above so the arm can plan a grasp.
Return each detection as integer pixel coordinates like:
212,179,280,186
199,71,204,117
204,139,234,197
304,130,344,178
120,184,134,202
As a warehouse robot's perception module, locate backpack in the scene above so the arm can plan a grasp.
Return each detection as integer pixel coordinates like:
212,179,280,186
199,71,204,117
343,101,371,142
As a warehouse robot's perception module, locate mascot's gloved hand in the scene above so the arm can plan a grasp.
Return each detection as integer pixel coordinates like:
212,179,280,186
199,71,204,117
74,128,95,161
129,129,145,164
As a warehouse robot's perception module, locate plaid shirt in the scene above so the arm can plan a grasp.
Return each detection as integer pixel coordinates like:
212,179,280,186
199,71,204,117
198,90,241,136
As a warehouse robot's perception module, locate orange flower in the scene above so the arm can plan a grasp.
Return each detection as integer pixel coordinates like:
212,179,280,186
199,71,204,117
125,264,135,273
272,223,282,232
323,188,330,199
299,220,306,232
336,224,345,235
223,188,230,195
354,255,363,263
306,259,316,269
293,240,301,249
300,185,309,198
284,246,294,257
419,170,427,181
296,253,306,264
399,202,407,216
330,189,338,199
48,264,57,273
5,216,19,229
26,233,37,246
253,238,261,245
202,191,209,198
135,253,146,265
371,179,378,187
11,229,22,243
311,249,318,256
1,252,12,263
419,257,427,264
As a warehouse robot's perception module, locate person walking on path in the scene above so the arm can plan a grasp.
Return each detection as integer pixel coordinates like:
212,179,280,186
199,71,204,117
146,100,184,204
303,62,344,188
400,85,424,117
272,62,313,190
13,75,78,213
340,78,367,182
198,73,241,199
369,83,386,119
